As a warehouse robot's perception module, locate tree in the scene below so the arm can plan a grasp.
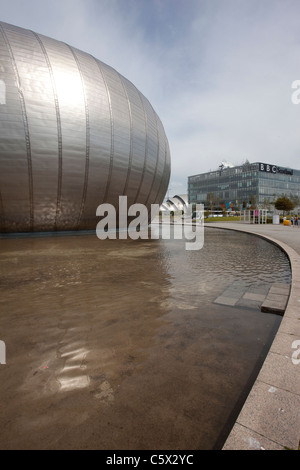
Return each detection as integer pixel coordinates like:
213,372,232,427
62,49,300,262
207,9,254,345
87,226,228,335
249,194,257,209
274,195,295,215
261,197,272,211
206,192,215,212
289,193,300,208
242,158,250,167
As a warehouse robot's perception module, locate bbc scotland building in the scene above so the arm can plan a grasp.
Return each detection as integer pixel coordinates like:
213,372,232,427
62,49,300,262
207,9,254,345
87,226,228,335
0,22,170,233
188,162,300,211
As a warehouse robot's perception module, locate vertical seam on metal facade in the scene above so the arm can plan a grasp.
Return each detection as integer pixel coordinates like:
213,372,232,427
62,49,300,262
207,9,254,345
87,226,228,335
154,138,170,206
1,23,34,230
67,45,90,229
93,58,114,203
145,106,160,206
118,74,133,196
32,31,63,231
134,90,149,203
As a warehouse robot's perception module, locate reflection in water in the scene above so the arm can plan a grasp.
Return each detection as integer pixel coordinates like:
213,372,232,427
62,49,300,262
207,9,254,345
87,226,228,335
0,228,291,449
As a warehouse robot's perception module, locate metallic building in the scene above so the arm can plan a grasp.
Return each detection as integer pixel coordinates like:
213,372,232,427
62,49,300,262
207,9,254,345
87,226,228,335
0,21,171,232
160,194,188,212
188,161,300,210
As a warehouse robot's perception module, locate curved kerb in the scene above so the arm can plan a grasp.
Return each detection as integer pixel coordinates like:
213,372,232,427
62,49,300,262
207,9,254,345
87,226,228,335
205,224,300,450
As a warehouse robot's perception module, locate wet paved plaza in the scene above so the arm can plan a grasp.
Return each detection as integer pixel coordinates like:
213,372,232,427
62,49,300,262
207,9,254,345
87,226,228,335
0,228,291,449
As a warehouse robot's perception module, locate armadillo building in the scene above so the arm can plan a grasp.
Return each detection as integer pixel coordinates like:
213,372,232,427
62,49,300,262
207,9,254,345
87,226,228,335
0,22,171,232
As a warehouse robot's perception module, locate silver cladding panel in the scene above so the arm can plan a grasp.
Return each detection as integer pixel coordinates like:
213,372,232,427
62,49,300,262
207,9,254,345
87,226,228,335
0,22,171,232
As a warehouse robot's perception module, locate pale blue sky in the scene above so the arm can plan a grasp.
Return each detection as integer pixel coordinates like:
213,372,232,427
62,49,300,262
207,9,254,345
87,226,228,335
1,0,300,196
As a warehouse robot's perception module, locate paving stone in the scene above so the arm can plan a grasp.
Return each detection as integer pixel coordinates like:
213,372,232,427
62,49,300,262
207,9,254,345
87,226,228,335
243,292,266,302
265,292,289,301
261,300,286,315
257,352,300,395
235,381,300,450
261,291,288,314
247,283,271,295
223,423,285,450
214,296,238,306
269,289,290,299
221,289,242,299
279,317,300,336
269,331,299,357
271,283,291,292
236,298,262,310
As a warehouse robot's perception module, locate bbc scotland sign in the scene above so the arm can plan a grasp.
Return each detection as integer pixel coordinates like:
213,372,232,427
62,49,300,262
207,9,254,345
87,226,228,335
259,163,293,176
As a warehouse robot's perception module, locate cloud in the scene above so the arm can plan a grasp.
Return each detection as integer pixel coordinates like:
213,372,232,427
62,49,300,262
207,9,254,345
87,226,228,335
160,0,300,193
1,0,300,198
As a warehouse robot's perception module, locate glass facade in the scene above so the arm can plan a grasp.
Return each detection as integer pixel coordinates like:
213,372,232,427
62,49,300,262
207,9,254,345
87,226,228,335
188,162,300,210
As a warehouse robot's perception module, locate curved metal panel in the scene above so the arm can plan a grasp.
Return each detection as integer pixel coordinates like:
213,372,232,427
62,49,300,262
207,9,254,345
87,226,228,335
0,21,171,232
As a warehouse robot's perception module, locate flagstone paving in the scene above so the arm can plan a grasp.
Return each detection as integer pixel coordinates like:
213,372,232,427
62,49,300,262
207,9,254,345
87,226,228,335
214,281,290,315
